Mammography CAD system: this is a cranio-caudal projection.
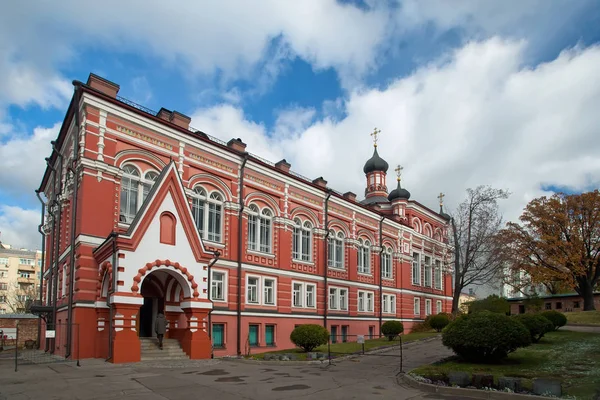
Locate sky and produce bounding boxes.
[1,0,600,250]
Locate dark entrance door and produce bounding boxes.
[140,297,153,337]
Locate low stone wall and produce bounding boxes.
[0,314,39,348]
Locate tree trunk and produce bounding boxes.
[580,281,596,311]
[451,217,462,314]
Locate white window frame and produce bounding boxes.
[0,258,8,265]
[424,256,432,287]
[263,278,276,306]
[434,260,443,290]
[382,247,392,279]
[211,269,227,302]
[291,281,316,309]
[382,294,396,314]
[436,300,442,314]
[357,239,371,274]
[191,186,224,243]
[292,218,313,262]
[247,204,273,253]
[328,286,348,311]
[412,253,421,285]
[246,275,260,304]
[357,290,374,313]
[425,299,432,316]
[245,274,277,306]
[327,230,345,269]
[414,297,420,315]
[119,164,159,223]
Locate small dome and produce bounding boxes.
[388,180,410,201]
[363,147,389,174]
[439,206,451,221]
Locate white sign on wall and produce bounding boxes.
[357,335,365,344]
[46,330,56,339]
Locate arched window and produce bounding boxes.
[293,219,312,262]
[191,187,223,242]
[382,246,392,279]
[159,212,176,245]
[327,230,344,269]
[120,165,140,223]
[357,239,371,274]
[119,165,160,223]
[248,204,272,253]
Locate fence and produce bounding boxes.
[327,333,403,373]
[13,322,80,371]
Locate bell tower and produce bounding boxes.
[361,128,390,204]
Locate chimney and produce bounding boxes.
[227,138,247,152]
[312,177,327,188]
[157,108,171,121]
[343,191,356,202]
[275,159,291,173]
[86,73,120,98]
[170,111,191,130]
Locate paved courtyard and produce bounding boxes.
[0,337,467,400]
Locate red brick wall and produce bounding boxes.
[0,317,38,347]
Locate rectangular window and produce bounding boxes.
[19,258,34,265]
[305,284,315,308]
[248,215,257,251]
[293,283,303,307]
[556,302,562,309]
[329,287,337,310]
[434,260,442,289]
[341,326,348,342]
[369,326,374,339]
[207,203,222,242]
[436,300,442,314]
[425,299,432,316]
[383,294,396,314]
[0,295,6,302]
[247,277,259,304]
[0,258,8,265]
[574,301,580,308]
[211,271,225,301]
[329,287,348,311]
[259,218,271,253]
[382,252,392,279]
[390,295,396,314]
[367,292,374,312]
[414,297,420,315]
[19,271,31,278]
[339,289,347,310]
[263,279,275,305]
[545,302,551,310]
[293,227,301,260]
[248,324,259,347]
[265,325,275,347]
[358,291,365,312]
[424,256,432,287]
[412,253,420,285]
[383,294,389,313]
[0,283,7,291]
[331,325,338,344]
[212,324,225,348]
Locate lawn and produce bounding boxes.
[566,310,600,326]
[411,330,600,399]
[247,332,439,361]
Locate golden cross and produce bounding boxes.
[395,165,403,181]
[438,192,445,206]
[371,127,381,147]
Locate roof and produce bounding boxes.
[0,248,38,257]
[0,313,39,319]
[363,147,389,174]
[388,180,411,201]
[360,195,390,205]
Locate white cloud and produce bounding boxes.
[0,123,60,197]
[0,205,41,250]
[191,38,600,224]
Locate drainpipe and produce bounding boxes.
[106,231,118,362]
[35,190,47,349]
[49,147,63,354]
[378,216,384,336]
[43,159,56,352]
[66,81,82,359]
[323,190,332,329]
[206,250,221,355]
[236,154,249,356]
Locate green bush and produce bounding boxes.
[290,324,329,352]
[428,314,451,332]
[513,314,553,342]
[409,321,433,333]
[541,310,568,331]
[442,311,531,362]
[467,294,510,315]
[381,320,404,340]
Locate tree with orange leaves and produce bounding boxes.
[498,190,600,311]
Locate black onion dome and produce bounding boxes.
[388,180,411,201]
[363,147,389,174]
[439,206,451,221]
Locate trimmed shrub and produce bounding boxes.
[290,324,329,352]
[541,310,567,331]
[381,320,404,340]
[513,314,553,342]
[428,314,451,332]
[467,295,510,315]
[442,311,531,362]
[409,321,432,333]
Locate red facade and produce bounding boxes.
[37,74,453,362]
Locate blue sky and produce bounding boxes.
[1,0,600,249]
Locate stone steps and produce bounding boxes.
[139,338,189,361]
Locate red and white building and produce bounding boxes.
[37,74,453,363]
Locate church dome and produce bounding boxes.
[363,147,389,174]
[388,180,411,201]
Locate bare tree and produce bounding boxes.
[4,281,39,314]
[450,185,510,313]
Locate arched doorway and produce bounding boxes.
[139,270,184,337]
